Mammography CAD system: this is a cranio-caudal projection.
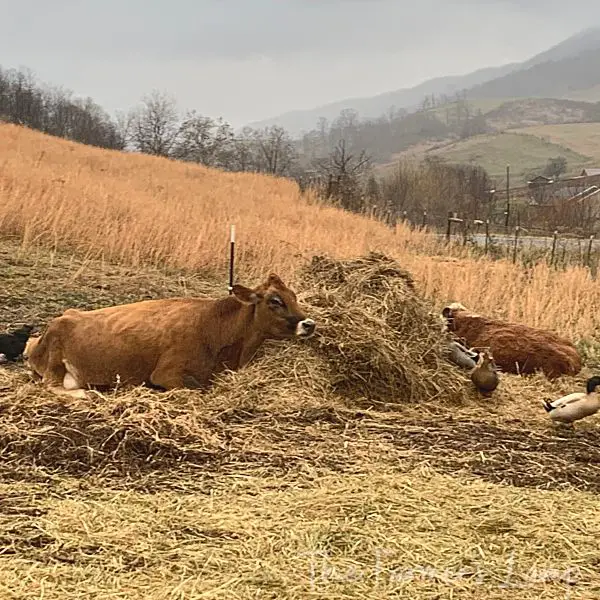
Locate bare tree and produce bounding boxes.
[252,125,297,176]
[0,66,124,149]
[173,112,234,167]
[314,139,372,212]
[126,90,182,157]
[228,127,257,172]
[543,156,568,179]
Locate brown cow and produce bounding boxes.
[441,302,581,380]
[26,273,315,398]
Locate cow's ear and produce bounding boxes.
[442,307,452,319]
[232,284,263,305]
[267,273,285,288]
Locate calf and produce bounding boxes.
[0,324,35,363]
[26,273,315,398]
[441,302,581,380]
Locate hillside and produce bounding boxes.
[0,122,405,279]
[469,47,600,101]
[484,98,600,131]
[562,83,600,103]
[249,28,600,135]
[2,123,600,599]
[513,123,600,163]
[389,131,594,182]
[247,62,519,135]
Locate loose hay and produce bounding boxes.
[1,246,600,599]
[299,252,470,403]
[212,252,472,410]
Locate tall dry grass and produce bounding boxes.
[1,122,600,341]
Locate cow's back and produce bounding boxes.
[52,297,213,387]
[452,313,580,378]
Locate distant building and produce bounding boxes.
[580,168,600,177]
[527,175,553,187]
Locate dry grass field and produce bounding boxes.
[1,123,600,599]
[514,123,600,164]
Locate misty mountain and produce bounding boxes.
[246,62,519,136]
[248,27,600,137]
[519,26,600,68]
[468,46,600,100]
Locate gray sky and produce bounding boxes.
[1,0,599,127]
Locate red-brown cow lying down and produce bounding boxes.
[441,302,581,380]
[25,273,315,399]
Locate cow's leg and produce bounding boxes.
[42,345,89,399]
[149,353,213,390]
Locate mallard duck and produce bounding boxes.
[542,376,600,425]
[447,340,480,370]
[470,350,499,393]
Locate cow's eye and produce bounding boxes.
[269,295,284,309]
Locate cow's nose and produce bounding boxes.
[300,319,315,336]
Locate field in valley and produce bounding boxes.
[1,123,600,599]
[394,131,594,181]
[514,123,600,164]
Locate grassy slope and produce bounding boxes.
[429,97,519,121]
[513,123,600,164]
[398,131,594,181]
[562,84,600,103]
[5,122,600,340]
[1,239,600,600]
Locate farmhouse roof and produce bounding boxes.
[580,168,600,176]
[528,175,553,185]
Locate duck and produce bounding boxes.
[470,349,499,393]
[447,340,480,370]
[542,376,600,425]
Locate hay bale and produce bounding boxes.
[211,252,471,407]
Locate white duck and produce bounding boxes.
[542,376,600,425]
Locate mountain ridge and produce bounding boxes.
[247,27,600,136]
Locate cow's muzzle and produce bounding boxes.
[295,318,316,338]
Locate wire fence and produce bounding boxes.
[400,210,600,276]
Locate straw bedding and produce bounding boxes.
[1,245,600,599]
[0,251,475,474]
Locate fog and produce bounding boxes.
[1,0,599,126]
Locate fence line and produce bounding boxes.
[436,210,600,276]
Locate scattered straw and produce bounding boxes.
[1,240,599,600]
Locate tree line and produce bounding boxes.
[1,65,498,230]
[0,66,124,150]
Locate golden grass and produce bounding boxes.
[2,123,600,344]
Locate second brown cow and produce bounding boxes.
[442,302,581,380]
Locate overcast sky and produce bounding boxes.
[1,0,599,127]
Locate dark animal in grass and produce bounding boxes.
[0,324,35,363]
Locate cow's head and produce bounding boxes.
[232,273,316,339]
[441,302,468,331]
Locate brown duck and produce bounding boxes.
[470,350,499,393]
